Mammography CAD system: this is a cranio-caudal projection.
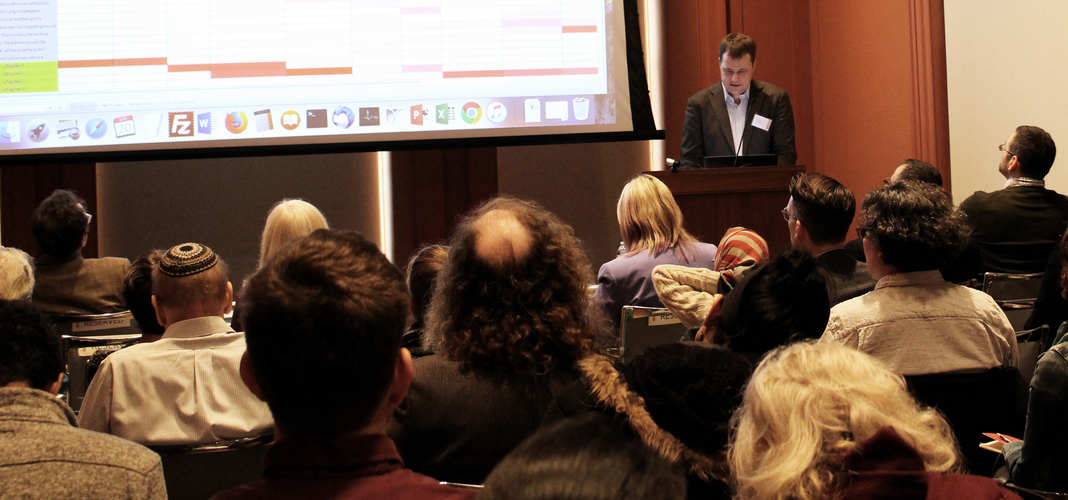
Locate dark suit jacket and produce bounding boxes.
[817,248,876,306]
[680,80,797,168]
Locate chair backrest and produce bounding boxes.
[63,333,141,412]
[1017,325,1051,385]
[983,273,1045,331]
[905,366,1026,474]
[983,273,1044,302]
[620,306,688,362]
[1002,481,1068,500]
[50,310,143,337]
[151,435,271,500]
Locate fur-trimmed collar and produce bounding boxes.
[578,355,728,482]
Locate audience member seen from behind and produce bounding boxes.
[551,343,752,500]
[79,243,273,445]
[84,250,167,384]
[211,230,474,500]
[960,125,1068,274]
[653,227,769,330]
[479,413,686,500]
[596,174,718,327]
[0,300,166,500]
[30,189,129,315]
[123,250,165,342]
[844,161,980,283]
[710,248,830,360]
[1001,230,1068,492]
[405,244,448,358]
[389,197,606,485]
[821,182,1018,375]
[731,342,1022,500]
[784,173,876,305]
[0,246,34,300]
[844,159,941,262]
[232,198,329,331]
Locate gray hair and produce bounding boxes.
[0,247,34,300]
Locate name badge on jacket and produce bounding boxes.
[751,114,772,131]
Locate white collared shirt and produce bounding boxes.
[78,316,273,446]
[723,82,750,155]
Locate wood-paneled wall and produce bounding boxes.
[1,163,98,258]
[659,0,950,212]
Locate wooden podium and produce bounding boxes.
[648,165,805,254]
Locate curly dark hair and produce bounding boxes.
[31,189,88,258]
[0,300,63,390]
[859,182,970,273]
[427,197,606,378]
[717,248,830,354]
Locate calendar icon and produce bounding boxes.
[114,115,136,138]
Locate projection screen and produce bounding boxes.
[0,0,650,161]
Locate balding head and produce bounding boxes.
[426,196,604,377]
[472,208,535,269]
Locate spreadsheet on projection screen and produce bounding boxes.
[0,0,624,153]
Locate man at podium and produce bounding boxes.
[680,33,797,168]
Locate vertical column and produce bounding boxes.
[57,0,114,91]
[111,0,168,90]
[286,0,354,83]
[399,0,442,80]
[561,0,601,73]
[501,0,562,73]
[351,0,402,83]
[167,0,212,88]
[440,0,502,77]
[209,0,287,86]
[1,0,58,94]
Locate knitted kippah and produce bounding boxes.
[159,242,218,277]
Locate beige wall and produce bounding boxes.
[945,1,1068,200]
[96,153,381,291]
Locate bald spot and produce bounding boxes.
[473,209,535,269]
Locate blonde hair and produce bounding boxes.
[729,342,959,500]
[259,199,329,267]
[0,246,34,300]
[617,174,698,258]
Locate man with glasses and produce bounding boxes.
[30,189,130,315]
[960,126,1068,273]
[783,173,875,305]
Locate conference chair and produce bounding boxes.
[906,366,1025,475]
[53,311,142,412]
[619,306,688,362]
[151,433,273,500]
[983,273,1045,331]
[1016,325,1050,386]
[999,480,1068,500]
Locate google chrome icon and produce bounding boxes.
[461,102,482,124]
[225,111,248,134]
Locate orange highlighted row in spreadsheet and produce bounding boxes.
[58,58,168,69]
[562,25,598,33]
[285,67,352,76]
[443,67,598,78]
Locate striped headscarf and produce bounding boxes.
[697,228,770,341]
